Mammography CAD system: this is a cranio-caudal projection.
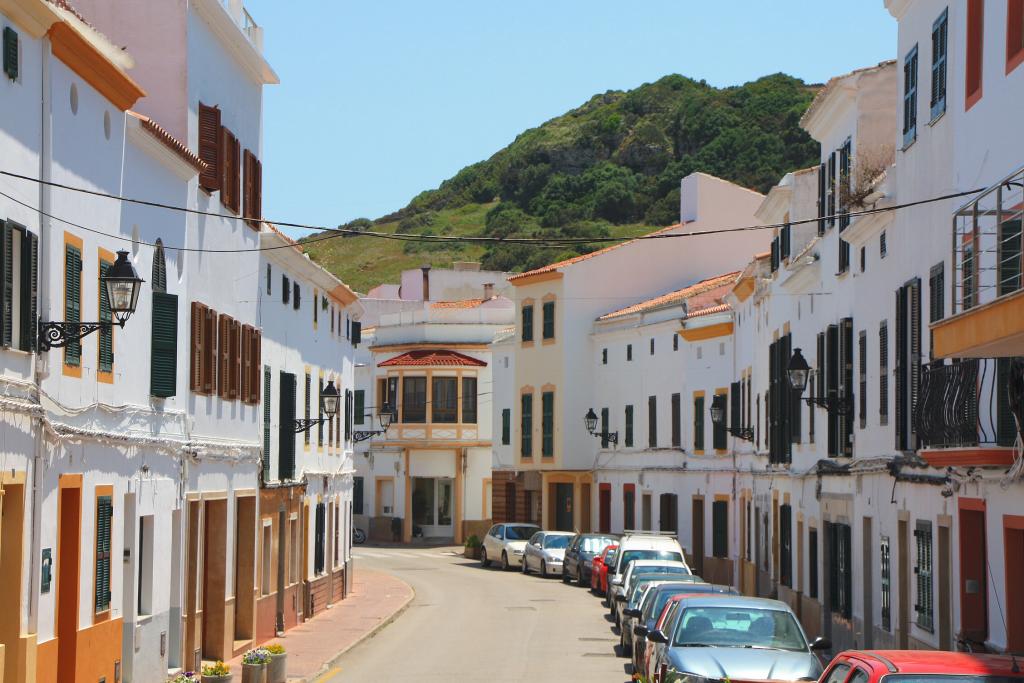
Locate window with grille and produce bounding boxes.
[915,520,934,631]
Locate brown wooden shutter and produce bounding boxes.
[253,156,262,227]
[203,306,216,393]
[220,127,241,214]
[218,313,230,398]
[243,150,262,229]
[231,135,241,214]
[242,150,252,224]
[198,103,221,192]
[230,319,241,400]
[190,301,206,391]
[241,324,252,402]
[250,329,262,403]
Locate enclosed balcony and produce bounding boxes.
[933,165,1024,359]
[914,358,1020,467]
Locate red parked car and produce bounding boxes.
[590,544,618,594]
[820,650,1024,683]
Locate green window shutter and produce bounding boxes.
[522,305,533,342]
[1,222,13,347]
[600,406,608,449]
[279,371,296,480]
[501,408,510,445]
[304,373,311,446]
[694,396,704,451]
[542,301,555,339]
[625,405,633,447]
[64,244,82,365]
[150,292,178,397]
[263,366,271,482]
[542,391,554,456]
[520,393,532,457]
[3,26,17,81]
[354,389,365,425]
[95,495,112,612]
[98,260,113,372]
[20,229,38,352]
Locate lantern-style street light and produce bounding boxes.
[788,347,853,416]
[39,250,144,351]
[583,408,618,446]
[294,380,340,433]
[709,393,754,442]
[353,401,394,442]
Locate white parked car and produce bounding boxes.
[607,533,687,605]
[522,530,575,576]
[481,522,540,571]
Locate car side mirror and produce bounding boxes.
[624,607,641,618]
[633,624,648,638]
[647,629,668,644]
[810,636,832,651]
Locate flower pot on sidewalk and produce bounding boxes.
[201,661,232,683]
[464,545,481,559]
[201,676,232,683]
[267,652,287,683]
[240,663,266,683]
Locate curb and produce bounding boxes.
[301,579,416,683]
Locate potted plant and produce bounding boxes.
[200,661,231,683]
[265,644,287,683]
[171,674,200,683]
[241,648,270,683]
[464,534,482,559]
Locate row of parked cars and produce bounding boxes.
[479,522,1024,683]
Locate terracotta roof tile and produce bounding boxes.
[430,299,486,310]
[378,350,487,368]
[128,111,207,173]
[685,302,731,319]
[508,224,682,282]
[597,272,739,321]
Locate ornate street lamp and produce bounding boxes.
[354,401,394,442]
[39,250,144,351]
[294,380,340,433]
[709,393,754,442]
[788,347,853,416]
[584,408,618,446]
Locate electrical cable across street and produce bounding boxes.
[0,168,986,255]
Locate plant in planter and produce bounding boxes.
[171,673,200,683]
[241,648,271,683]
[264,644,287,683]
[464,534,482,559]
[200,661,231,683]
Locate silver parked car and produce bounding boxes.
[646,595,829,683]
[480,523,540,570]
[522,530,575,576]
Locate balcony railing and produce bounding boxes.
[914,358,1009,449]
[952,165,1024,315]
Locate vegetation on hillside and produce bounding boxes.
[302,73,820,288]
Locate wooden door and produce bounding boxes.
[690,497,704,577]
[959,506,987,642]
[598,486,611,534]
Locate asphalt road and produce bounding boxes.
[326,545,629,682]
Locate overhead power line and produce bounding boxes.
[0,168,985,254]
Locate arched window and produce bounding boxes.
[152,239,167,293]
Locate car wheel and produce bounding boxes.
[501,551,510,571]
[480,548,489,568]
[561,565,570,583]
[521,556,529,574]
[578,568,587,587]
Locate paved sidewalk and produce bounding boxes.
[225,568,415,682]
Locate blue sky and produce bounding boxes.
[246,1,897,235]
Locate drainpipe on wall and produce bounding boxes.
[27,35,54,635]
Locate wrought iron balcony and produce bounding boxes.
[913,358,1018,450]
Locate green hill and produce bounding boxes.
[302,73,820,292]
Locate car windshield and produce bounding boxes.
[605,549,618,563]
[504,526,539,541]
[672,605,808,652]
[630,581,664,608]
[620,549,683,571]
[582,536,617,553]
[628,566,688,589]
[544,535,571,549]
[883,678,1024,683]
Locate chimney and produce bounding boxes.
[483,283,494,300]
[420,264,431,301]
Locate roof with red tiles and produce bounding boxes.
[507,224,682,283]
[128,111,207,173]
[378,350,487,368]
[597,272,739,321]
[430,299,486,309]
[684,302,731,319]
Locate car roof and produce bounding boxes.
[619,537,683,550]
[631,559,686,567]
[578,533,618,539]
[505,523,539,527]
[839,650,1024,676]
[540,530,575,536]
[664,594,790,610]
